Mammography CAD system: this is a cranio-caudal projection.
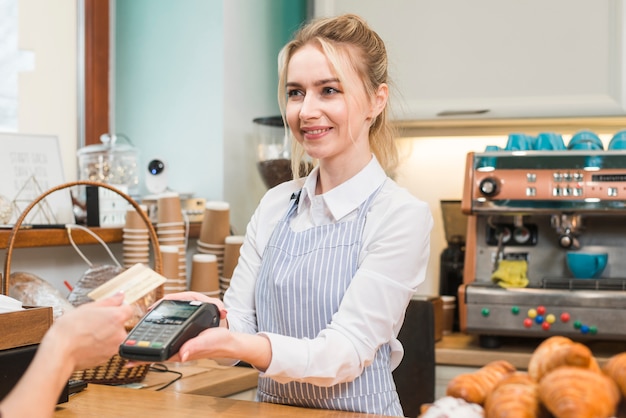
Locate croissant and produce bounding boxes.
[602,352,626,397]
[446,360,516,405]
[483,372,540,418]
[539,366,620,418]
[527,336,594,382]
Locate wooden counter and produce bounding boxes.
[140,359,259,398]
[54,384,392,417]
[436,332,626,370]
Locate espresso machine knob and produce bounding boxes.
[478,178,499,197]
[558,231,580,249]
[559,234,573,248]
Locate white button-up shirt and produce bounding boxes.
[224,156,433,386]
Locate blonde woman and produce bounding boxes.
[165,14,433,416]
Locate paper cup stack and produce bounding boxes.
[220,235,244,298]
[196,201,230,282]
[122,205,150,268]
[189,254,220,298]
[157,192,187,290]
[160,245,186,294]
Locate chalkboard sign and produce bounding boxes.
[0,133,74,225]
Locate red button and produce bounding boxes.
[523,318,533,328]
[537,306,546,315]
[541,322,551,331]
[560,312,571,323]
[125,340,137,346]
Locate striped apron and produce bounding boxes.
[255,187,403,416]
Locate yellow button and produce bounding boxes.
[138,341,151,347]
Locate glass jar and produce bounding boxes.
[77,134,140,196]
[253,116,291,189]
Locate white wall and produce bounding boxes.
[17,0,77,182]
[3,0,79,295]
[395,136,509,296]
[222,1,285,233]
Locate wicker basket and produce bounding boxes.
[2,180,164,385]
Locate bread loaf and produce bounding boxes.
[446,360,516,405]
[527,336,594,382]
[539,366,620,418]
[602,352,626,397]
[9,271,75,319]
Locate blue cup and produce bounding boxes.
[478,145,500,170]
[608,130,626,150]
[535,132,566,151]
[566,252,608,279]
[568,130,603,151]
[584,155,604,170]
[505,133,535,151]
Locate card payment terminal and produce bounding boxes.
[119,300,220,362]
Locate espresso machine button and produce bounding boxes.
[478,178,499,196]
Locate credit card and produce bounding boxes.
[87,263,167,305]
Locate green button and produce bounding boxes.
[151,342,164,348]
[589,326,598,335]
[481,308,490,317]
[511,306,520,315]
[573,320,582,330]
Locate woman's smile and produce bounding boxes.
[301,126,332,139]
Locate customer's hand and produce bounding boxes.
[41,292,133,371]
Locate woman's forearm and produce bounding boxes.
[234,333,272,371]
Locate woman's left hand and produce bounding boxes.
[167,326,235,363]
[168,327,271,371]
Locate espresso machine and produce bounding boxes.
[460,149,626,347]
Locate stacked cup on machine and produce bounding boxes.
[220,235,244,298]
[157,192,188,292]
[122,204,150,268]
[196,201,230,297]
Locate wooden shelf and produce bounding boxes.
[0,223,201,249]
[0,227,122,249]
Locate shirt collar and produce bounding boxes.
[299,155,387,221]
